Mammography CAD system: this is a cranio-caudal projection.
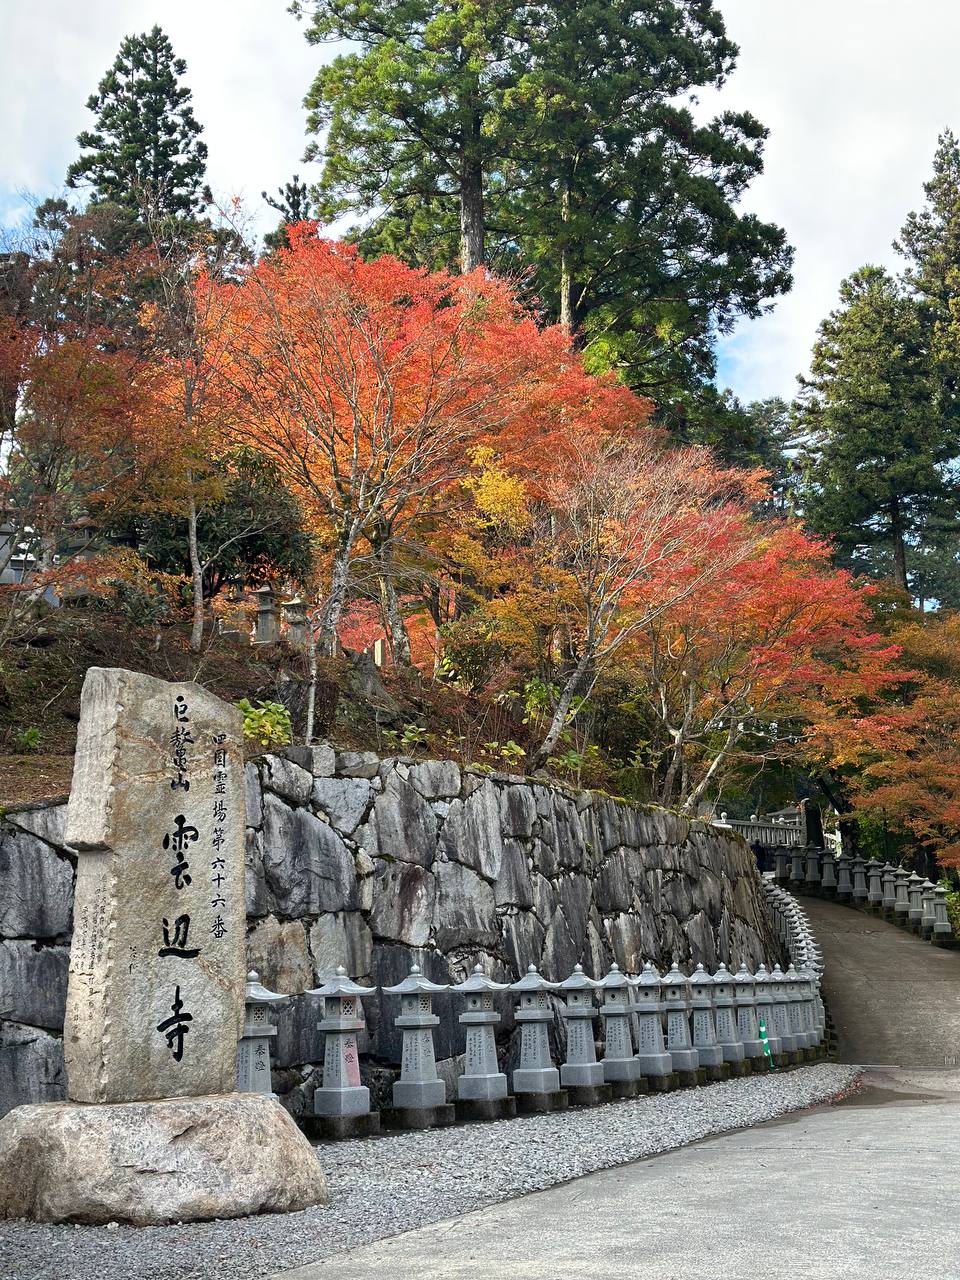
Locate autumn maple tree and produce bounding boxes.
[211,224,649,725]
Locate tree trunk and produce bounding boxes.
[379,564,412,666]
[369,524,412,666]
[460,158,485,273]
[304,624,318,743]
[316,531,354,656]
[558,177,578,334]
[187,490,205,653]
[890,500,908,592]
[530,654,591,773]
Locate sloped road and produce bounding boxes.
[800,894,960,1067]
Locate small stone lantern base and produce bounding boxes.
[382,1102,457,1131]
[455,1095,519,1123]
[306,1111,382,1141]
[514,1089,570,1115]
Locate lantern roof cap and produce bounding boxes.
[636,961,662,987]
[509,964,559,993]
[244,970,287,1004]
[689,962,714,987]
[733,962,756,984]
[713,962,733,984]
[454,963,511,994]
[661,962,690,987]
[557,963,600,991]
[306,965,376,998]
[597,962,632,990]
[382,963,451,995]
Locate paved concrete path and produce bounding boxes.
[798,894,960,1067]
[274,1069,960,1280]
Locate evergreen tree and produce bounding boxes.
[797,265,957,593]
[66,25,211,223]
[262,174,312,252]
[292,0,792,396]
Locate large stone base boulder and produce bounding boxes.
[0,1092,329,1225]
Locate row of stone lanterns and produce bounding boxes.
[238,951,827,1138]
[770,848,954,945]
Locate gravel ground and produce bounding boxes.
[0,1064,860,1280]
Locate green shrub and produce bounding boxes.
[14,726,41,753]
[237,698,292,748]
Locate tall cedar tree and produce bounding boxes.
[797,265,958,594]
[293,0,792,395]
[66,26,211,224]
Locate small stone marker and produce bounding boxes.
[662,962,700,1083]
[633,962,674,1088]
[711,963,747,1073]
[382,963,455,1130]
[64,668,245,1102]
[509,965,568,1113]
[689,963,725,1080]
[308,966,380,1139]
[453,964,516,1122]
[752,964,782,1060]
[237,970,286,1096]
[597,963,643,1096]
[557,964,609,1105]
[733,963,765,1060]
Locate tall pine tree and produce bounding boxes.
[66,25,211,223]
[292,0,791,397]
[798,265,957,595]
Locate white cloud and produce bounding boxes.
[0,0,338,233]
[1,1,958,403]
[708,0,960,401]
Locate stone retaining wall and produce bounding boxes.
[0,747,780,1118]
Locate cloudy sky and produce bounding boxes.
[2,0,959,403]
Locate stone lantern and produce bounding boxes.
[662,963,700,1083]
[252,584,280,645]
[509,965,567,1113]
[789,846,805,882]
[597,963,643,1097]
[866,859,884,910]
[769,964,800,1060]
[879,863,897,915]
[453,964,516,1122]
[804,847,822,890]
[382,963,455,1130]
[711,963,746,1073]
[820,853,838,894]
[733,962,764,1062]
[835,853,853,899]
[774,848,790,881]
[307,966,379,1139]
[932,885,954,943]
[689,963,725,1081]
[752,964,782,1061]
[281,596,309,650]
[633,963,674,1088]
[907,872,925,932]
[783,964,812,1055]
[237,970,286,1097]
[894,868,912,924]
[920,879,937,938]
[850,856,868,904]
[557,965,609,1105]
[797,962,821,1050]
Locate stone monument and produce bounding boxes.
[0,668,328,1225]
